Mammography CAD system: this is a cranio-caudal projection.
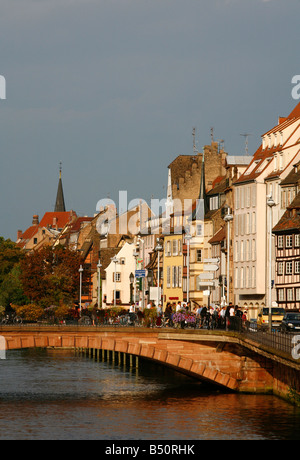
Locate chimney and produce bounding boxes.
[53,217,58,228]
[32,215,39,225]
[17,230,22,240]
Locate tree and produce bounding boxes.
[0,237,24,284]
[20,246,83,308]
[0,238,26,308]
[0,264,29,308]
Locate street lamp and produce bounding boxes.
[137,236,145,310]
[129,272,134,304]
[155,238,163,307]
[79,265,83,314]
[111,256,118,307]
[224,208,233,305]
[267,194,275,332]
[97,260,102,308]
[185,230,193,303]
[133,248,139,305]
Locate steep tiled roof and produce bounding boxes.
[273,192,300,233]
[235,102,300,185]
[39,212,75,230]
[208,226,226,244]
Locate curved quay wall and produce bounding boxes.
[0,326,299,402]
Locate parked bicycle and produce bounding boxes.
[0,313,23,325]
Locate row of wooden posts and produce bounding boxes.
[75,347,139,369]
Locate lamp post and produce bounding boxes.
[111,256,118,307]
[224,208,233,305]
[267,194,275,332]
[79,265,83,314]
[138,236,145,310]
[129,272,134,304]
[155,238,163,307]
[97,260,102,308]
[185,231,192,303]
[133,248,139,305]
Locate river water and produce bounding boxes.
[0,348,299,441]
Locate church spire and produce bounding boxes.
[190,148,208,221]
[54,162,66,212]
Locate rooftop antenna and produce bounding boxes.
[192,127,198,154]
[211,127,214,143]
[240,133,252,156]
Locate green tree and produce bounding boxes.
[0,264,29,308]
[0,238,25,308]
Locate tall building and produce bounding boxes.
[233,102,300,317]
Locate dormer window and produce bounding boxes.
[280,131,283,146]
[268,135,272,149]
[262,136,266,150]
[279,153,284,171]
[274,133,278,147]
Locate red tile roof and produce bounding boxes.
[208,226,226,244]
[235,102,300,185]
[39,212,75,229]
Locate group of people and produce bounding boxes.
[144,300,249,330]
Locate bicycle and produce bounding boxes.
[0,314,23,325]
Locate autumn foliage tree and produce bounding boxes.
[20,245,83,308]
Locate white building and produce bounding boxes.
[233,102,300,317]
[102,242,138,308]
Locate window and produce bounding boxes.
[172,240,178,256]
[120,258,126,265]
[278,289,285,302]
[252,266,256,288]
[286,235,293,248]
[178,239,182,255]
[278,262,284,275]
[287,288,294,301]
[295,235,300,247]
[196,224,203,236]
[196,249,202,262]
[279,153,284,171]
[165,240,171,256]
[252,239,256,261]
[286,261,293,275]
[167,266,171,288]
[178,266,182,288]
[296,288,300,301]
[252,212,256,233]
[236,188,240,209]
[295,260,300,274]
[278,235,284,248]
[113,272,121,282]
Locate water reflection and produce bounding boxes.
[0,349,299,440]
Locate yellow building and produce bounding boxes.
[163,231,185,309]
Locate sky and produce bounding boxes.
[0,0,299,240]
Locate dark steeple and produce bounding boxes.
[191,149,209,221]
[54,163,66,212]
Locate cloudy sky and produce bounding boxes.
[0,0,299,240]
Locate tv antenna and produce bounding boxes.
[240,133,252,155]
[192,127,199,154]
